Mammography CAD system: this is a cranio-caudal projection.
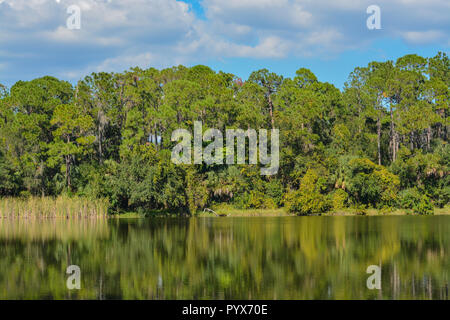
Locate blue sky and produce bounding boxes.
[0,0,448,89]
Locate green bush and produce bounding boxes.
[347,158,400,208]
[331,189,349,210]
[432,176,449,208]
[398,188,434,215]
[264,179,284,207]
[246,190,266,209]
[434,186,450,208]
[416,195,434,215]
[285,169,329,215]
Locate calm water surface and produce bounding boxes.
[0,216,448,299]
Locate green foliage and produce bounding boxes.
[416,196,434,216]
[285,169,329,215]
[433,178,450,208]
[0,150,20,196]
[0,54,448,215]
[331,189,349,210]
[346,158,400,208]
[398,188,434,215]
[185,167,208,214]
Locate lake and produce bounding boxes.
[0,216,448,299]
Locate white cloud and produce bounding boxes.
[96,52,156,72]
[401,30,446,44]
[0,0,448,84]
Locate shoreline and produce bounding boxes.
[1,197,448,219]
[116,206,450,218]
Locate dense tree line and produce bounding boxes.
[0,53,448,215]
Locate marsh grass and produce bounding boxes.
[0,196,109,219]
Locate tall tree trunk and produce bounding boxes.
[437,108,445,140]
[357,96,362,134]
[268,95,275,129]
[377,115,382,165]
[65,155,71,191]
[427,126,432,151]
[66,136,72,191]
[390,104,397,162]
[98,124,103,163]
